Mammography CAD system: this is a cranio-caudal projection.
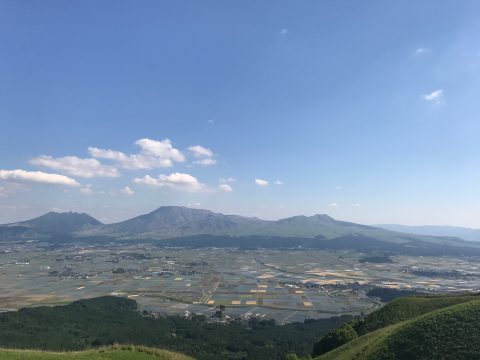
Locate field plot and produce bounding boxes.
[1,243,479,322]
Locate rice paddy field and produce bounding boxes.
[1,242,480,323]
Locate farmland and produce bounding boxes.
[2,242,479,323]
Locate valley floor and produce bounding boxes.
[1,243,479,322]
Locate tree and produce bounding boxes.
[312,323,358,356]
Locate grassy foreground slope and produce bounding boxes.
[0,346,193,360]
[316,296,480,360]
[354,293,479,334]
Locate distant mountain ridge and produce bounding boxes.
[1,207,478,255]
[377,224,480,242]
[88,206,267,239]
[81,206,406,241]
[0,212,102,238]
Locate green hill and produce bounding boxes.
[0,346,192,360]
[313,294,480,360]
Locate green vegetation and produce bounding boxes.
[366,287,421,302]
[0,346,192,360]
[312,294,480,359]
[354,293,479,335]
[312,323,358,355]
[0,296,350,360]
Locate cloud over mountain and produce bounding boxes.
[133,172,204,192]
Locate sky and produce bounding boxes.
[1,1,480,227]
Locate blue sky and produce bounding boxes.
[1,1,480,226]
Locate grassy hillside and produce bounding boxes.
[314,294,480,360]
[354,293,480,334]
[0,346,192,360]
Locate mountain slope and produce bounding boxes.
[377,224,480,242]
[80,206,468,248]
[314,294,480,360]
[0,346,193,360]
[1,212,102,237]
[88,206,267,239]
[3,207,479,255]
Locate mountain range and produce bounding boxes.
[377,224,480,242]
[1,206,479,255]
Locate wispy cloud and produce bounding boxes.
[80,184,94,195]
[219,184,233,192]
[219,177,236,183]
[0,169,79,186]
[422,89,443,104]
[120,186,135,195]
[255,178,269,187]
[188,145,213,158]
[133,172,204,192]
[330,202,339,207]
[414,47,430,55]
[30,155,119,178]
[188,145,216,166]
[275,180,283,185]
[279,28,289,35]
[194,158,217,166]
[0,182,26,197]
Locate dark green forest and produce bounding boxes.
[0,296,350,360]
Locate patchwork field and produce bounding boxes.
[1,242,479,322]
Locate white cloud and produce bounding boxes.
[336,185,342,190]
[354,203,361,207]
[422,89,443,104]
[415,47,430,55]
[219,177,236,183]
[0,169,79,186]
[88,138,185,170]
[330,202,339,207]
[219,184,233,192]
[135,138,185,161]
[30,155,119,178]
[120,186,134,195]
[133,172,204,192]
[280,28,289,35]
[194,158,217,166]
[207,119,214,124]
[80,185,94,195]
[255,179,269,187]
[188,145,216,166]
[188,145,213,158]
[275,180,283,185]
